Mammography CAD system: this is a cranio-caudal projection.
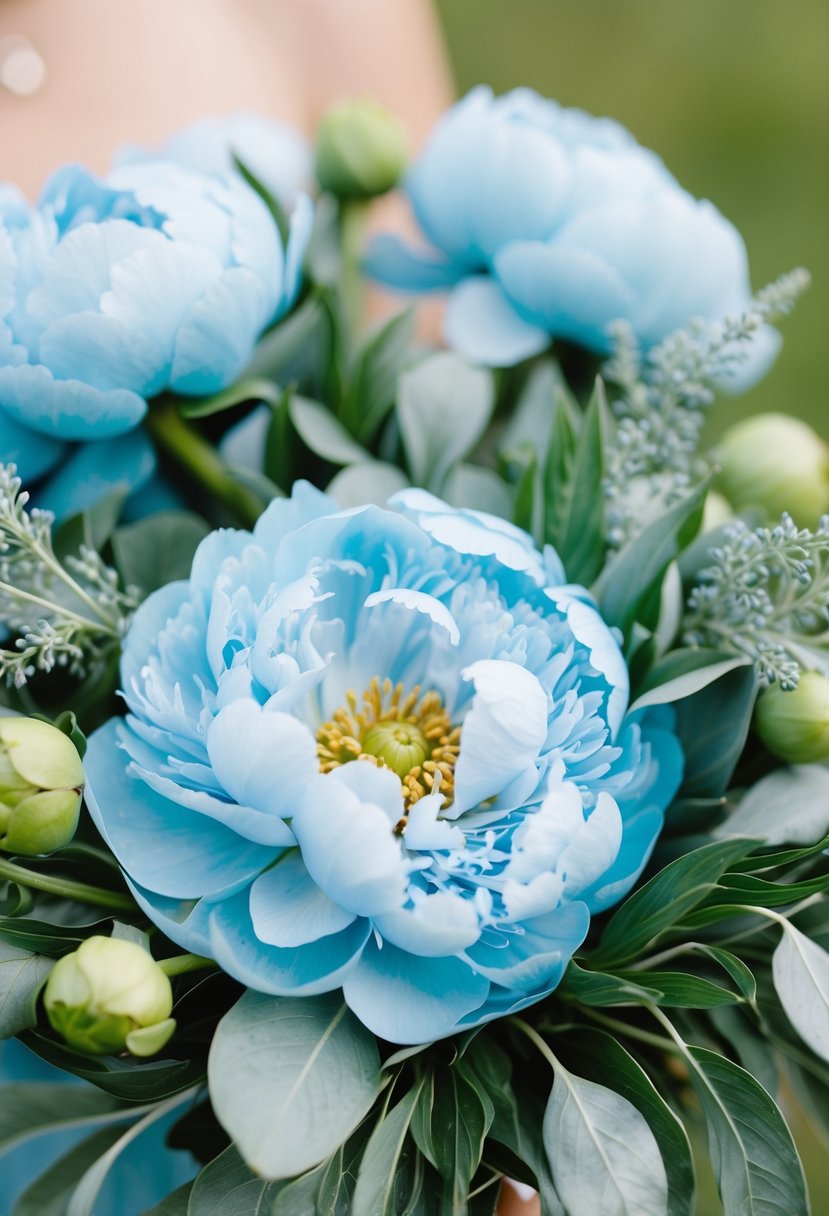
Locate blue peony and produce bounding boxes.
[366,86,778,378]
[84,486,682,1043]
[0,160,311,517]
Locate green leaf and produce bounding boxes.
[396,353,495,493]
[0,1083,133,1150]
[773,923,829,1064]
[686,1046,809,1216]
[695,946,757,1001]
[187,1145,272,1216]
[541,386,579,549]
[595,481,709,638]
[558,1029,694,1216]
[111,511,210,597]
[13,1126,126,1216]
[53,487,128,562]
[208,991,381,1180]
[177,378,281,420]
[289,395,370,466]
[351,1082,424,1216]
[717,766,829,846]
[592,838,755,968]
[558,962,663,1007]
[140,1182,195,1215]
[707,1006,779,1096]
[630,649,751,712]
[327,461,410,508]
[242,294,332,393]
[0,942,53,1036]
[545,378,608,584]
[543,1060,669,1216]
[674,661,758,798]
[411,1064,492,1215]
[19,1030,204,1102]
[314,1120,373,1216]
[344,307,416,443]
[232,156,290,245]
[443,464,514,518]
[614,970,742,1008]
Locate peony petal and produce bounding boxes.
[249,850,356,947]
[207,699,318,818]
[0,363,146,440]
[444,276,550,368]
[374,890,480,957]
[36,429,155,521]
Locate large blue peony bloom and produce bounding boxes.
[0,160,311,517]
[85,486,682,1043]
[366,86,778,378]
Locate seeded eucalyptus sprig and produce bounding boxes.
[683,512,829,688]
[0,464,139,687]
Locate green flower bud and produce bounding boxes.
[715,413,829,528]
[44,936,175,1057]
[0,717,84,855]
[755,670,829,764]
[315,98,407,200]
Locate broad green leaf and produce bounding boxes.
[351,1082,424,1216]
[140,1182,195,1215]
[630,650,751,712]
[542,386,579,549]
[396,353,495,493]
[558,962,663,1007]
[443,463,514,518]
[289,395,370,466]
[242,295,332,393]
[112,512,210,596]
[773,923,829,1064]
[707,1005,779,1097]
[269,1165,326,1216]
[592,838,755,968]
[614,970,742,1008]
[696,946,757,1001]
[13,1126,126,1216]
[315,1121,373,1216]
[177,378,281,420]
[687,1046,809,1216]
[18,1030,203,1102]
[345,307,416,443]
[595,480,708,638]
[558,1029,694,1216]
[674,661,758,798]
[0,1084,132,1150]
[543,1062,669,1216]
[498,359,561,458]
[0,942,53,1036]
[186,1145,271,1216]
[208,991,381,1180]
[412,1065,492,1215]
[717,766,829,846]
[546,379,608,584]
[327,461,410,508]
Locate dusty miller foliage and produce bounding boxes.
[0,464,139,687]
[601,268,810,549]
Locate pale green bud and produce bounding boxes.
[755,670,829,764]
[44,936,175,1057]
[315,98,407,200]
[0,717,84,855]
[715,413,829,528]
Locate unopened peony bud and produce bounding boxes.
[0,717,84,855]
[715,413,829,528]
[44,936,175,1057]
[315,99,407,200]
[755,670,829,764]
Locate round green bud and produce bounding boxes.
[315,98,407,200]
[755,670,829,764]
[0,717,84,855]
[44,936,175,1057]
[715,413,829,528]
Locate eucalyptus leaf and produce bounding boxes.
[208,991,381,1180]
[0,942,53,1036]
[687,1046,809,1216]
[0,1084,134,1150]
[140,1181,195,1216]
[543,1062,669,1216]
[773,923,829,1064]
[186,1145,271,1216]
[718,765,829,846]
[707,1005,779,1097]
[315,1120,373,1216]
[13,1126,126,1216]
[396,353,495,493]
[630,650,751,712]
[112,512,211,597]
[289,395,370,466]
[327,461,410,508]
[557,962,663,1007]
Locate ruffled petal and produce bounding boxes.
[444,276,550,368]
[206,699,318,819]
[249,851,356,947]
[0,363,146,440]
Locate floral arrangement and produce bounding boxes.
[1,89,828,1216]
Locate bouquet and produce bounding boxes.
[1,90,827,1216]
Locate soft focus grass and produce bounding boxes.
[435,3,829,1211]
[435,0,829,441]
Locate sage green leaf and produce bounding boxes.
[543,1062,669,1216]
[177,379,281,420]
[243,295,331,390]
[327,461,410,508]
[0,1084,131,1150]
[541,385,579,549]
[443,464,514,518]
[345,307,415,443]
[615,970,742,1008]
[396,353,495,493]
[0,942,53,1036]
[411,1065,492,1215]
[593,838,755,968]
[773,923,829,1063]
[208,991,381,1180]
[545,379,608,584]
[687,1046,809,1216]
[707,1006,779,1097]
[289,395,370,466]
[695,946,757,1001]
[674,661,758,798]
[718,766,829,846]
[18,1030,203,1102]
[558,1029,694,1216]
[558,962,663,1007]
[187,1145,271,1216]
[13,1126,126,1216]
[351,1082,424,1216]
[630,650,751,712]
[314,1121,373,1216]
[112,512,210,597]
[140,1182,195,1215]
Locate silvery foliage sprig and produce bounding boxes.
[601,269,810,547]
[0,464,139,687]
[683,512,829,688]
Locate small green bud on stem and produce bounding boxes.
[715,413,829,528]
[755,670,829,764]
[315,98,407,200]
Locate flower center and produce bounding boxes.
[316,677,460,811]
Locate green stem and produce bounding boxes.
[0,857,134,910]
[158,953,216,978]
[581,1008,681,1055]
[508,1017,560,1072]
[0,580,108,634]
[147,399,263,527]
[339,199,370,351]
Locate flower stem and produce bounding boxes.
[339,199,370,349]
[158,953,216,978]
[0,857,134,910]
[147,399,264,528]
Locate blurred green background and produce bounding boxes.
[435,0,829,441]
[434,2,829,1211]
